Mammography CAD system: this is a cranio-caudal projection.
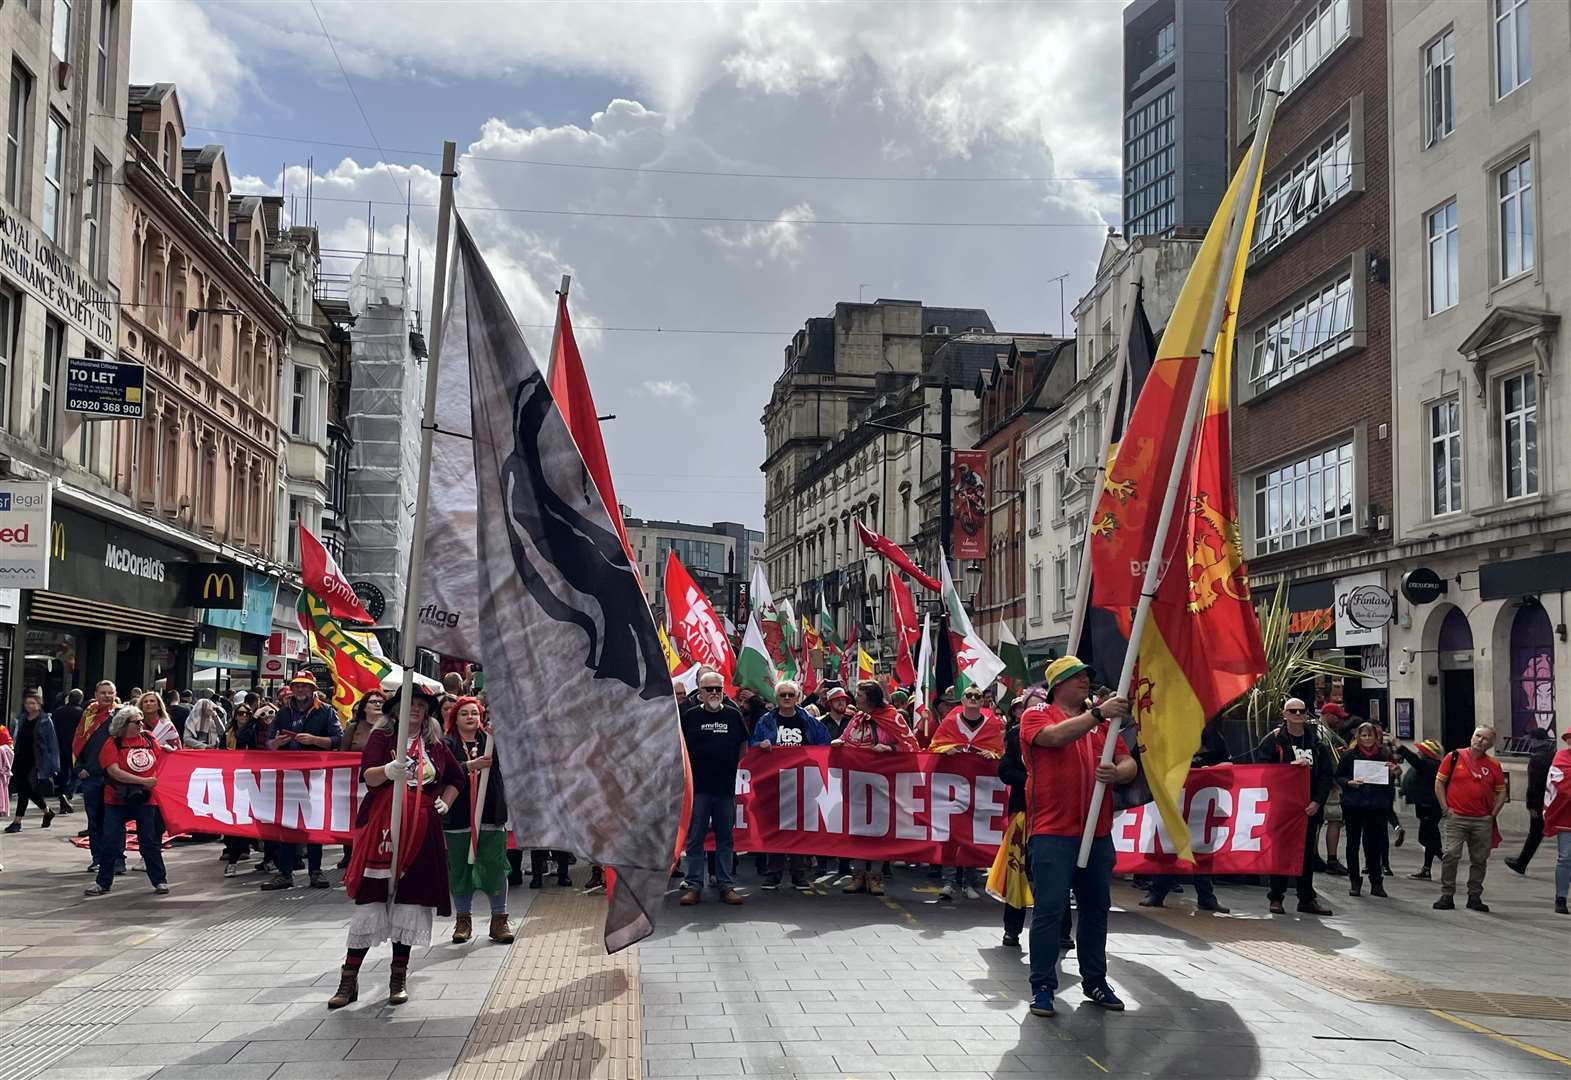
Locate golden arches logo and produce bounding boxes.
[201,572,236,601]
[51,521,65,559]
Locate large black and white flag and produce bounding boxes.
[440,216,684,951]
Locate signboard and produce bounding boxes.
[1334,571,1392,647]
[0,588,18,624]
[204,570,277,636]
[0,203,116,347]
[1360,643,1389,688]
[65,356,145,418]
[1394,697,1415,741]
[951,449,989,560]
[0,481,51,590]
[185,563,245,610]
[1401,567,1447,605]
[195,627,258,671]
[48,504,191,613]
[1478,553,1571,601]
[350,580,386,622]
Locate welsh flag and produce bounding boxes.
[997,621,1030,695]
[939,558,1005,695]
[750,564,797,679]
[817,593,842,652]
[912,613,934,732]
[735,615,779,704]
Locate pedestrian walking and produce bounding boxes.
[73,682,120,875]
[678,671,748,906]
[6,690,58,832]
[0,724,11,869]
[181,697,225,750]
[1543,728,1571,915]
[82,706,168,897]
[262,672,340,890]
[51,689,82,813]
[1335,722,1399,898]
[929,685,1003,901]
[1434,726,1506,912]
[1019,656,1135,1017]
[443,697,514,943]
[1397,739,1445,878]
[331,683,464,1008]
[751,678,829,890]
[1506,726,1556,876]
[1255,697,1335,916]
[994,687,1073,949]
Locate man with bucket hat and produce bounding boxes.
[1018,656,1133,1018]
[261,671,342,891]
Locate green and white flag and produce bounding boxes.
[998,620,1030,688]
[750,564,797,679]
[735,614,778,704]
[940,558,1006,695]
[912,612,934,730]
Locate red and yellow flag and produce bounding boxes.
[297,591,393,723]
[1102,153,1270,865]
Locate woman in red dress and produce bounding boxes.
[329,683,464,1009]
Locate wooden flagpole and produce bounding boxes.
[1076,65,1283,869]
[387,140,459,902]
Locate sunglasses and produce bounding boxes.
[777,692,799,699]
[963,694,983,700]
[700,686,724,694]
[1286,708,1307,714]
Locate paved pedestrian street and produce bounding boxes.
[0,821,1567,1080]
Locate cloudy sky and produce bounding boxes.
[132,0,1128,529]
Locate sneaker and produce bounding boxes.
[1138,893,1163,908]
[3,821,20,834]
[309,872,331,889]
[83,884,110,896]
[1029,991,1056,1017]
[255,861,276,874]
[1433,895,1455,910]
[259,874,295,892]
[761,873,783,890]
[1465,896,1490,912]
[1409,868,1432,880]
[1393,826,1405,848]
[791,873,810,891]
[153,883,170,895]
[87,862,99,873]
[1504,858,1526,876]
[963,885,981,901]
[1555,898,1568,915]
[1083,983,1125,1011]
[41,811,54,829]
[937,884,956,902]
[1323,860,1348,877]
[223,863,239,878]
[1197,897,1231,914]
[1369,881,1388,898]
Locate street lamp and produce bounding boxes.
[963,560,984,603]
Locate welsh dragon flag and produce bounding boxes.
[750,564,797,679]
[997,621,1030,695]
[734,614,778,704]
[940,558,1005,695]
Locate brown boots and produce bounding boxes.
[327,964,358,1009]
[843,872,868,894]
[489,913,514,944]
[452,914,473,943]
[388,958,410,1005]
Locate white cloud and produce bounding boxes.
[230,174,273,195]
[635,380,698,405]
[704,202,816,266]
[129,0,251,119]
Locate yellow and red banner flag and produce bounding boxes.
[297,591,393,723]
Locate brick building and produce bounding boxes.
[1227,0,1394,722]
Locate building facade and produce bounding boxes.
[1227,0,1395,726]
[625,515,757,624]
[1020,231,1201,661]
[1383,0,1569,747]
[1123,0,1229,237]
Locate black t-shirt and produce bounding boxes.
[773,715,808,747]
[681,703,749,795]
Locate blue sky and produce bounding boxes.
[131,0,1128,530]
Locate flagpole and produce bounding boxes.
[469,765,490,865]
[1075,66,1282,869]
[387,139,459,901]
[1064,279,1138,657]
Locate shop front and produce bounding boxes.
[1263,576,1390,725]
[23,503,199,708]
[196,569,278,696]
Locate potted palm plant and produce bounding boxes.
[1235,580,1364,747]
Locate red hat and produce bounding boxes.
[1318,701,1348,719]
[825,687,848,702]
[289,671,318,687]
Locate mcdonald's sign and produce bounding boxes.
[186,563,245,609]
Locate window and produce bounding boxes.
[1156,21,1175,61]
[0,288,16,429]
[40,316,63,450]
[1029,478,1042,531]
[51,0,71,60]
[287,497,302,563]
[1501,371,1538,499]
[42,112,64,243]
[1053,557,1068,615]
[1123,89,1175,236]
[1249,274,1354,389]
[6,64,31,206]
[161,124,177,180]
[1253,124,1353,257]
[1250,0,1351,120]
[1427,200,1459,314]
[86,155,107,278]
[1497,154,1534,280]
[1429,398,1462,516]
[290,366,307,435]
[1423,30,1455,146]
[1030,564,1043,623]
[1253,439,1356,553]
[1495,0,1530,98]
[95,0,115,106]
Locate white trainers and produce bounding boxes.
[938,884,956,901]
[964,885,981,900]
[224,863,239,878]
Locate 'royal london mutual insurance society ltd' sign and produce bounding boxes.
[0,202,116,347]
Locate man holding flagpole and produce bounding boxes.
[1020,657,1133,1017]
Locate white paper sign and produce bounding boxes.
[1353,758,1390,785]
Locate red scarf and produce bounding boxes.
[73,700,117,760]
[851,705,918,752]
[344,738,430,901]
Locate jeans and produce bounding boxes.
[1556,833,1571,901]
[1148,874,1218,904]
[454,889,507,914]
[275,842,323,879]
[98,801,166,890]
[1343,806,1388,883]
[79,777,106,866]
[1027,834,1114,998]
[1513,812,1544,868]
[1440,814,1493,898]
[683,792,736,890]
[1269,814,1323,902]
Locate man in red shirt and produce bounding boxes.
[1019,656,1134,1017]
[1433,726,1507,911]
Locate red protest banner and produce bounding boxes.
[728,749,1308,874]
[152,749,365,843]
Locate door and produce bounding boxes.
[1441,669,1474,750]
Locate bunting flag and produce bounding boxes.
[442,217,685,952]
[664,552,737,686]
[1116,156,1270,865]
[887,569,919,686]
[1075,290,1158,682]
[939,558,1005,695]
[735,615,779,704]
[298,525,373,625]
[297,591,394,722]
[855,520,941,592]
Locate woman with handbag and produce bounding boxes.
[83,705,169,897]
[6,689,59,832]
[329,683,464,1009]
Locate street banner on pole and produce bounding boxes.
[950,450,989,561]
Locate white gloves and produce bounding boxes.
[383,756,410,783]
[434,796,450,815]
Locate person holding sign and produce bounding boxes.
[1019,656,1133,1018]
[1334,722,1399,898]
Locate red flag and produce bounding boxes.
[840,618,858,686]
[856,521,940,592]
[796,637,819,696]
[1545,746,1571,837]
[299,525,373,625]
[887,570,918,686]
[548,290,630,553]
[663,553,736,685]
